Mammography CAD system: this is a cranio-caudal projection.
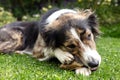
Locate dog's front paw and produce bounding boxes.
[75,67,91,76]
[54,49,74,64]
[59,52,74,64]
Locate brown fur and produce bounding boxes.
[33,34,46,58]
[60,61,83,70]
[0,29,23,53]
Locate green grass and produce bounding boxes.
[0,25,120,80]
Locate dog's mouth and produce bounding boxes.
[83,65,98,72]
[60,62,98,72]
[60,55,98,71]
[82,64,98,72]
[90,67,98,71]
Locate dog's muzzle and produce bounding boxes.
[88,61,99,71]
[84,50,101,71]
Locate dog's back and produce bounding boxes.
[0,8,61,54]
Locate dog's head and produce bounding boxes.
[40,9,101,73]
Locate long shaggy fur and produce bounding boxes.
[0,8,101,76]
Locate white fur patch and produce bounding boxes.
[46,9,77,24]
[15,49,32,55]
[1,28,7,31]
[75,67,91,76]
[38,56,51,61]
[83,46,101,66]
[54,49,74,64]
[70,28,85,47]
[38,48,54,61]
[70,28,80,40]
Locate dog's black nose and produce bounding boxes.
[88,62,99,68]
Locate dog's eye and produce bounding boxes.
[87,34,91,40]
[67,44,76,48]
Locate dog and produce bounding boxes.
[0,8,101,76]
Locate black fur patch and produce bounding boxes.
[87,14,99,37]
[41,26,67,49]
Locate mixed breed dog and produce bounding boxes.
[0,8,101,76]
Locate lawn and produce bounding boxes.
[0,25,120,80]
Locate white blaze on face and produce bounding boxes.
[70,28,101,66]
[70,28,80,40]
[83,46,101,66]
[70,28,85,48]
[46,9,77,24]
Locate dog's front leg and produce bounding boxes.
[33,34,53,61]
[33,46,54,61]
[54,49,74,64]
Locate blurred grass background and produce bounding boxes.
[0,0,120,80]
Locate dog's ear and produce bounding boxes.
[87,13,99,37]
[41,28,66,49]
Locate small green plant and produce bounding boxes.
[22,5,53,21]
[0,7,16,26]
